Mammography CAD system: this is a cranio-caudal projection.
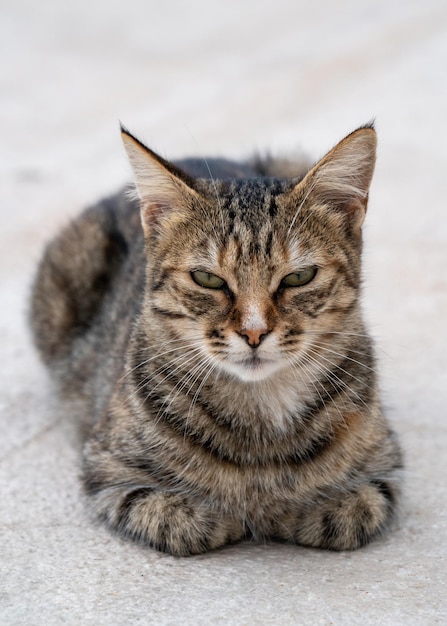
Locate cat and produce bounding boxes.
[30,123,403,556]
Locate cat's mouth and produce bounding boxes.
[224,353,283,382]
[242,355,270,370]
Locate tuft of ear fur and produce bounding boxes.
[298,125,377,230]
[120,125,198,235]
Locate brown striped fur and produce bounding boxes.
[30,124,402,555]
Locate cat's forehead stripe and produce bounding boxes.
[219,179,293,223]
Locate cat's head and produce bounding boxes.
[122,125,376,383]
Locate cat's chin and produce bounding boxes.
[219,356,285,383]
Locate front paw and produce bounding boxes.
[94,488,240,556]
[290,481,398,550]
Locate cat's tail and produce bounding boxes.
[30,202,128,369]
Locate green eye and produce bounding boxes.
[191,270,226,290]
[281,267,317,287]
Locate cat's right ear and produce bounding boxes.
[290,125,377,233]
[120,125,198,236]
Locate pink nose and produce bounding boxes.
[238,328,270,348]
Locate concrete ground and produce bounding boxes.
[1,0,446,624]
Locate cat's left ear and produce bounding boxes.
[294,125,377,231]
[120,125,199,236]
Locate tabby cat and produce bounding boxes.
[30,124,402,556]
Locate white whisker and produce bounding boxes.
[119,337,197,383]
[141,346,206,404]
[307,340,376,373]
[153,353,215,425]
[301,347,372,412]
[131,343,204,396]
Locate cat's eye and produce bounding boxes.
[281,267,317,288]
[191,270,226,290]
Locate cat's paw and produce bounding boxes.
[96,488,240,556]
[289,481,397,550]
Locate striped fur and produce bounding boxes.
[30,125,402,555]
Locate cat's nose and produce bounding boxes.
[238,328,271,348]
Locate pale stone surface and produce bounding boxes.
[1,0,446,624]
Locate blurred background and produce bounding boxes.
[2,1,445,199]
[1,0,446,623]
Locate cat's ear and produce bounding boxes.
[296,125,377,231]
[120,125,198,235]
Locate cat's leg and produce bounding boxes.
[83,432,244,556]
[275,478,401,550]
[31,205,128,365]
[89,485,243,556]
